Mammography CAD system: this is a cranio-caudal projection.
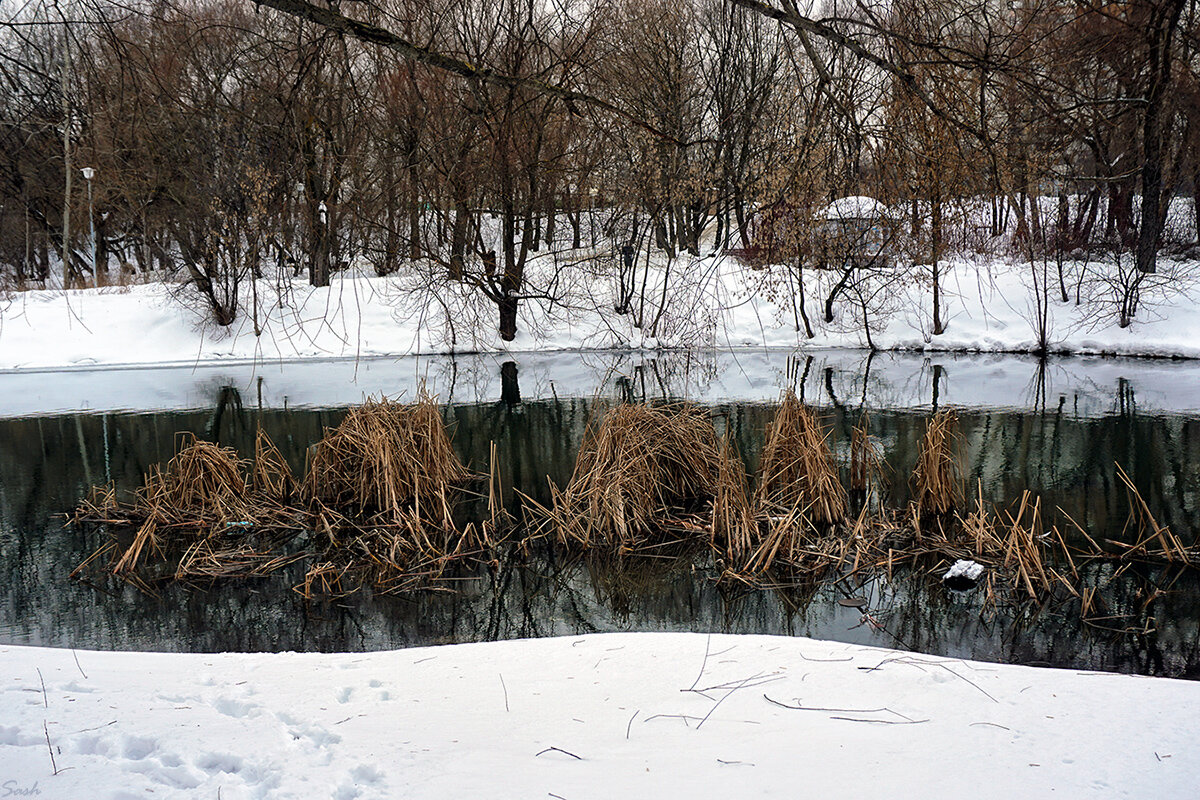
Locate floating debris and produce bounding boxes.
[943,559,985,590]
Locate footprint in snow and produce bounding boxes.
[0,725,41,747]
[121,734,158,760]
[195,751,244,775]
[213,695,260,719]
[277,712,342,749]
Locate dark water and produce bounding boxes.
[1,377,1198,677]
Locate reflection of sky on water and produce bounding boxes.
[1,349,1200,418]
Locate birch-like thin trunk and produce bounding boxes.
[61,23,72,286]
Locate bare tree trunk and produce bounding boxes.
[931,191,944,335]
[310,210,330,287]
[1136,0,1187,274]
[60,24,73,287]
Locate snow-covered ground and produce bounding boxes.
[2,633,1196,799]
[3,254,1200,375]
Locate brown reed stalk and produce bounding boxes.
[711,436,756,562]
[553,403,721,549]
[912,411,964,518]
[756,391,846,526]
[1114,463,1189,562]
[253,428,296,502]
[849,414,886,497]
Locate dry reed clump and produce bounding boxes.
[253,428,296,503]
[303,396,469,526]
[711,436,756,564]
[912,411,964,519]
[296,395,502,598]
[756,392,846,526]
[849,414,886,499]
[138,434,249,521]
[550,403,721,550]
[717,394,847,579]
[72,430,305,588]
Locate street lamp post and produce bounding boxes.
[294,182,305,276]
[81,167,96,286]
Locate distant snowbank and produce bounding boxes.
[2,633,1196,799]
[3,255,1200,374]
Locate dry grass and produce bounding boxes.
[723,394,849,577]
[140,434,249,521]
[912,411,964,519]
[72,399,502,597]
[1112,463,1192,563]
[550,403,721,550]
[253,427,296,503]
[294,395,503,597]
[303,396,469,525]
[72,429,306,586]
[711,436,756,562]
[849,414,886,498]
[756,392,846,526]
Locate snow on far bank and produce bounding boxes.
[1,633,1195,799]
[3,254,1200,377]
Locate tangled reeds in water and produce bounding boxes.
[72,396,504,597]
[756,392,846,527]
[912,411,964,519]
[71,392,1195,614]
[548,403,721,550]
[71,432,306,591]
[298,396,499,596]
[304,397,468,525]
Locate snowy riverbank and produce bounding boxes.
[3,255,1200,373]
[2,633,1196,799]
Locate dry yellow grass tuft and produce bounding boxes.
[756,391,846,526]
[303,395,469,525]
[552,403,721,549]
[912,411,963,518]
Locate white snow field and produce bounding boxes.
[3,254,1200,374]
[2,633,1196,799]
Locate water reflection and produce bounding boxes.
[0,359,1197,677]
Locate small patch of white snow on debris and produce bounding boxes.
[944,559,986,582]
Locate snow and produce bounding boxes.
[943,559,986,582]
[822,195,892,220]
[2,633,1195,799]
[3,255,1200,378]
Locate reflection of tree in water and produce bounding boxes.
[205,385,245,443]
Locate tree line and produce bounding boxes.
[1,0,1197,339]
